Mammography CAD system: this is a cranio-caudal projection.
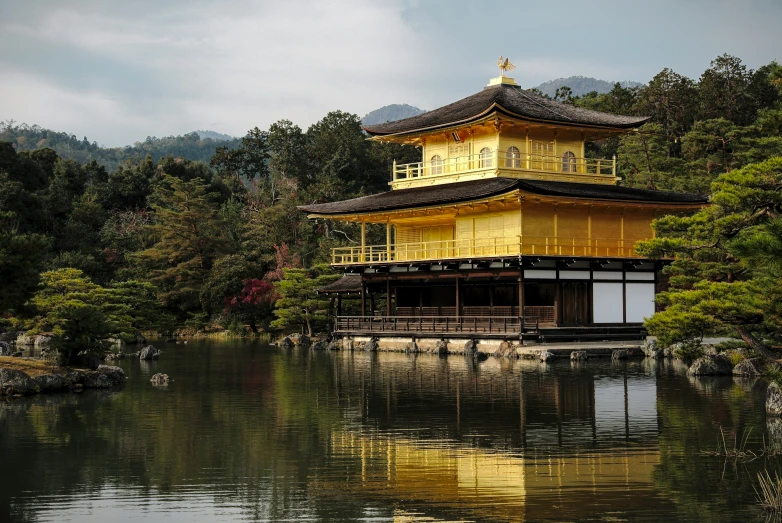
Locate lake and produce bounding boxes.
[0,340,777,522]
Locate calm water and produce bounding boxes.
[0,340,778,522]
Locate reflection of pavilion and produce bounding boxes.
[322,429,660,522]
[316,353,665,522]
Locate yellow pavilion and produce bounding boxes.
[301,66,706,343]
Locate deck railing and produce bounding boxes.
[332,236,639,264]
[335,315,539,335]
[392,151,616,182]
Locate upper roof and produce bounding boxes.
[299,178,707,216]
[362,83,649,137]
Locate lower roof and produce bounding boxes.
[299,178,708,216]
[317,275,362,294]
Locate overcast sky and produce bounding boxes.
[1,0,780,146]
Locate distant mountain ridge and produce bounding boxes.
[362,104,426,126]
[192,130,235,141]
[533,76,642,97]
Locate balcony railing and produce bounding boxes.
[392,151,616,182]
[331,236,640,265]
[335,315,539,335]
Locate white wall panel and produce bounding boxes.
[593,283,624,323]
[625,272,655,281]
[593,271,623,280]
[524,269,556,279]
[559,270,591,280]
[626,283,655,323]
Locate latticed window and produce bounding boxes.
[562,151,576,172]
[505,146,521,168]
[430,154,443,175]
[479,147,493,168]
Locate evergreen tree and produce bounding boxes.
[271,266,339,336]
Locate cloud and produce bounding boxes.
[0,0,428,146]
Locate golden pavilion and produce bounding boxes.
[300,65,706,343]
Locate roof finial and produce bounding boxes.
[497,56,516,77]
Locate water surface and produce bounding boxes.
[0,340,777,522]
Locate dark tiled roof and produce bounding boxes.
[317,275,362,294]
[362,83,649,136]
[299,178,707,215]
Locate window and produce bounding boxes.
[561,151,576,172]
[479,147,493,168]
[430,154,443,175]
[505,146,521,168]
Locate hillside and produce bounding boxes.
[0,122,240,172]
[533,76,642,97]
[362,104,425,126]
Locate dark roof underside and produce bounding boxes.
[299,178,707,215]
[317,275,362,294]
[362,83,649,136]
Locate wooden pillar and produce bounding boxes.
[518,272,524,315]
[386,278,391,316]
[337,295,343,317]
[361,282,366,316]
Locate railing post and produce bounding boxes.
[612,154,617,176]
[392,159,397,181]
[596,159,601,176]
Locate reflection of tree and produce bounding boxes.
[653,360,771,522]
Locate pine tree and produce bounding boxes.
[271,265,339,336]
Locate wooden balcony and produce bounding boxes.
[331,236,641,265]
[335,315,537,337]
[391,151,617,189]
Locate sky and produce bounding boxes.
[1,0,780,146]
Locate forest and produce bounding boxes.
[1,54,781,359]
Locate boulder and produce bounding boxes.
[279,337,295,350]
[297,335,311,350]
[97,365,126,387]
[463,340,477,356]
[767,382,782,417]
[363,338,379,352]
[65,370,85,387]
[12,351,22,358]
[539,350,555,363]
[663,346,675,358]
[733,358,763,377]
[311,341,328,351]
[642,339,662,359]
[570,350,588,362]
[0,341,12,356]
[494,341,515,358]
[150,373,171,386]
[611,349,630,360]
[686,354,733,376]
[139,345,159,360]
[33,335,53,349]
[327,339,342,351]
[0,331,18,343]
[0,369,38,395]
[474,351,488,361]
[15,333,34,347]
[32,374,70,393]
[435,340,448,355]
[105,351,126,361]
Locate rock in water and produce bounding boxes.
[435,340,448,355]
[570,350,588,361]
[0,369,38,395]
[279,337,295,350]
[34,335,53,349]
[539,350,554,363]
[327,339,342,351]
[768,382,782,417]
[611,349,630,360]
[363,338,379,352]
[733,358,762,376]
[311,341,328,351]
[297,335,311,350]
[642,339,662,359]
[139,345,159,360]
[32,374,70,393]
[463,340,477,356]
[97,365,126,386]
[686,354,733,376]
[474,351,488,361]
[150,373,171,386]
[0,341,11,356]
[15,333,34,347]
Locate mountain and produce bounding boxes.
[532,76,643,97]
[192,130,235,141]
[362,104,425,126]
